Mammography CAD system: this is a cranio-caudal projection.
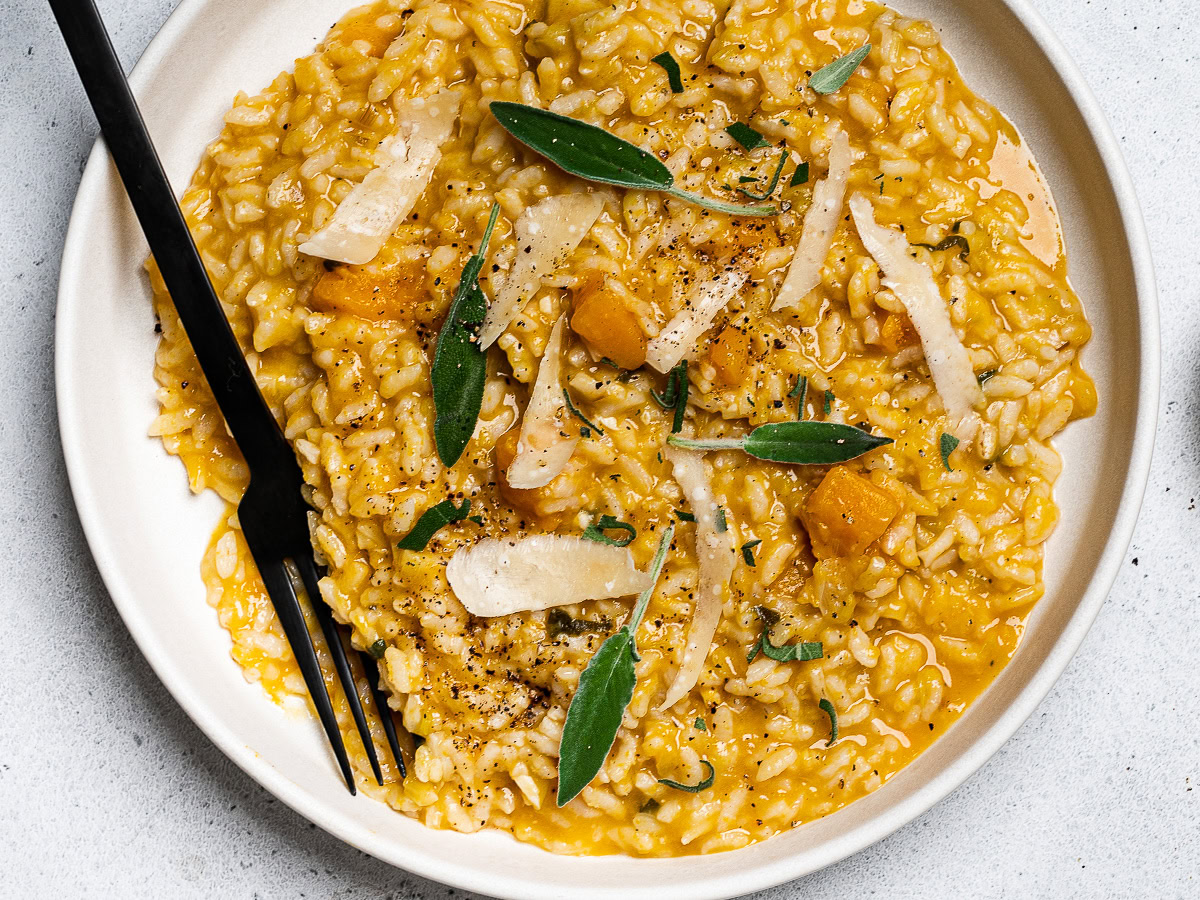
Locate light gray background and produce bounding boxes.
[0,0,1194,897]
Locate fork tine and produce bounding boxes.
[255,556,356,794]
[294,554,384,787]
[358,651,407,779]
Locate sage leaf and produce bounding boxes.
[652,51,683,93]
[397,497,472,551]
[915,234,971,261]
[368,639,387,659]
[939,432,960,471]
[432,203,501,466]
[747,616,823,663]
[789,161,810,186]
[582,514,636,547]
[790,374,808,420]
[809,44,871,94]
[650,360,688,433]
[725,122,768,151]
[736,150,788,201]
[658,759,715,793]
[740,539,762,567]
[563,387,604,436]
[489,101,777,217]
[668,421,891,465]
[557,523,675,806]
[819,698,839,744]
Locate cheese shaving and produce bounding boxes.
[507,314,579,489]
[645,268,748,373]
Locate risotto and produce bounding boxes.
[148,0,1095,857]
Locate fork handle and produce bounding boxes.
[49,0,292,472]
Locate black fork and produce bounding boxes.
[50,0,405,792]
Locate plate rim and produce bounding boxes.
[54,0,1160,897]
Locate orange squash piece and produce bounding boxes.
[879,312,919,353]
[800,466,901,558]
[310,257,429,322]
[569,280,647,370]
[707,325,751,386]
[336,19,393,57]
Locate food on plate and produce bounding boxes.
[148,0,1095,857]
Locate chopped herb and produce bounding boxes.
[468,514,484,525]
[725,122,769,151]
[694,718,707,732]
[737,150,788,201]
[489,102,776,216]
[819,698,839,744]
[638,797,661,814]
[367,639,387,659]
[651,50,683,93]
[397,497,472,551]
[650,360,689,433]
[747,608,823,662]
[789,161,810,187]
[715,507,728,532]
[557,525,675,806]
[939,432,960,471]
[809,44,871,94]
[823,390,835,416]
[914,234,971,261]
[790,375,809,420]
[547,608,611,640]
[977,368,998,385]
[668,420,890,466]
[658,759,715,793]
[741,538,762,567]
[563,387,604,436]
[738,175,758,184]
[432,203,501,466]
[582,514,636,547]
[673,508,696,523]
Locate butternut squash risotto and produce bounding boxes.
[148,0,1095,857]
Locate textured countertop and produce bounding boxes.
[1,0,1195,896]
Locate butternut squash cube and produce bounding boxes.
[570,281,647,370]
[879,312,918,353]
[801,466,900,558]
[707,325,751,386]
[310,256,429,323]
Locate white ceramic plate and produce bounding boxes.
[56,1,1158,897]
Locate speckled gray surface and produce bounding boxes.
[0,0,1195,896]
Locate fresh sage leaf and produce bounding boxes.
[432,203,501,466]
[977,368,998,385]
[789,161,810,187]
[490,101,777,216]
[823,389,835,416]
[547,608,611,640]
[809,44,871,94]
[694,717,706,732]
[650,360,689,433]
[367,639,387,659]
[658,759,715,793]
[725,122,768,151]
[582,514,636,547]
[668,421,892,465]
[397,497,472,551]
[790,375,809,420]
[557,523,675,806]
[915,234,970,261]
[819,698,839,744]
[741,538,762,567]
[651,51,683,93]
[747,615,823,663]
[737,150,788,201]
[673,508,696,523]
[940,432,960,471]
[563,387,604,436]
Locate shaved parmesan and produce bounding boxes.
[446,535,651,618]
[849,193,983,435]
[645,268,748,373]
[772,129,852,311]
[658,445,737,710]
[507,314,579,489]
[479,193,605,348]
[298,90,461,265]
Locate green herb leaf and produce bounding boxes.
[432,203,501,466]
[694,717,706,732]
[914,234,971,261]
[651,361,689,433]
[563,387,604,436]
[789,161,810,187]
[397,497,472,551]
[582,514,636,547]
[557,524,675,806]
[747,607,823,662]
[639,797,661,814]
[819,698,839,744]
[468,514,484,525]
[668,421,891,465]
[808,44,871,94]
[737,150,788,201]
[673,508,696,523]
[547,608,611,640]
[823,389,835,416]
[790,375,809,420]
[368,639,387,659]
[977,368,998,385]
[741,538,762,567]
[939,432,960,472]
[715,507,728,532]
[490,101,776,216]
[658,759,715,793]
[651,51,683,93]
[725,122,768,151]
